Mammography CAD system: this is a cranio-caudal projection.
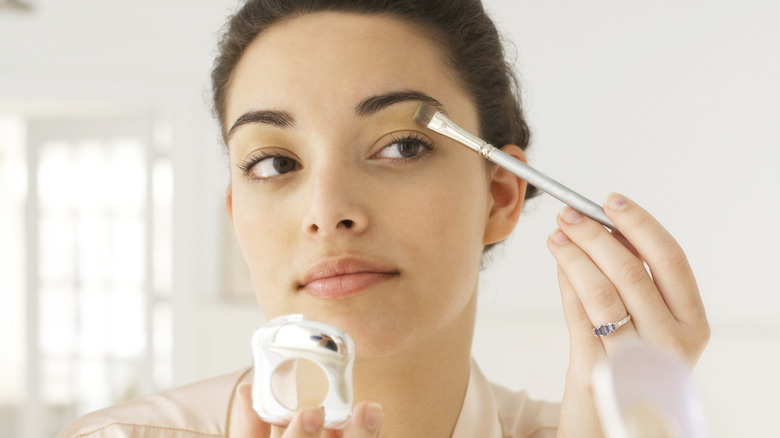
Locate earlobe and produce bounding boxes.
[483,144,527,245]
[226,184,234,223]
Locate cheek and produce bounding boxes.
[230,191,297,303]
[415,167,490,249]
[379,184,486,347]
[390,165,490,288]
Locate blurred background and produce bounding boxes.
[1,0,778,436]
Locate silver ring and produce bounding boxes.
[593,314,631,337]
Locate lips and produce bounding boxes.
[299,257,399,299]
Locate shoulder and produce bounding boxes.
[491,381,560,438]
[56,368,251,438]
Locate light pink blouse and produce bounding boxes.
[56,360,559,437]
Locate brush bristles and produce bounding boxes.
[412,103,437,126]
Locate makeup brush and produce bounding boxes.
[413,104,616,231]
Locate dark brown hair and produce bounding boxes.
[211,0,538,201]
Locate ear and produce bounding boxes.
[483,144,528,245]
[225,183,234,223]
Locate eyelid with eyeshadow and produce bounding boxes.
[234,129,436,180]
[236,150,298,177]
[374,133,434,160]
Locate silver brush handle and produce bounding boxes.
[421,109,616,231]
[488,148,616,230]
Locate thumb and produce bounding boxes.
[234,383,271,437]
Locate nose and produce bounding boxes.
[302,164,369,238]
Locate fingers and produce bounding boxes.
[556,266,605,381]
[295,402,382,438]
[234,383,382,438]
[602,193,706,325]
[236,385,335,437]
[236,382,326,437]
[235,383,271,437]
[342,402,383,437]
[550,204,674,336]
[548,224,641,352]
[551,194,709,437]
[282,407,326,437]
[548,193,709,363]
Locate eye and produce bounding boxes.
[238,152,301,179]
[375,134,434,160]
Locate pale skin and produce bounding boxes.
[222,12,709,438]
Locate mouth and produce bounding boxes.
[298,257,399,299]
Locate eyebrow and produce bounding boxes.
[355,89,447,118]
[226,109,294,140]
[226,89,447,140]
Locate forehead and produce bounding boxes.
[224,12,474,129]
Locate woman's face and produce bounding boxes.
[225,12,506,358]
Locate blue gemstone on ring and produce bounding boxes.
[594,323,615,337]
[593,314,631,338]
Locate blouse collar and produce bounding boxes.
[451,359,503,438]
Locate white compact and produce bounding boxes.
[251,314,355,428]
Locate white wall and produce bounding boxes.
[2,1,778,436]
[475,2,780,437]
[0,0,235,387]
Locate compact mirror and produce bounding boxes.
[251,314,355,429]
[270,357,330,411]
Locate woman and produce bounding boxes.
[58,0,709,437]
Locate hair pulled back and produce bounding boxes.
[211,0,537,199]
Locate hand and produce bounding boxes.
[233,383,383,437]
[546,193,710,437]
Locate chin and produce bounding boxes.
[302,308,417,359]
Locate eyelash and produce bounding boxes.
[236,150,284,176]
[383,133,435,160]
[235,134,435,178]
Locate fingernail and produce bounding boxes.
[550,229,570,245]
[235,384,251,417]
[560,207,583,224]
[235,385,247,420]
[236,383,250,398]
[363,403,383,431]
[606,193,628,211]
[302,407,324,433]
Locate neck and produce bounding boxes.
[353,293,477,438]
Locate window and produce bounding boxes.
[0,109,172,437]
